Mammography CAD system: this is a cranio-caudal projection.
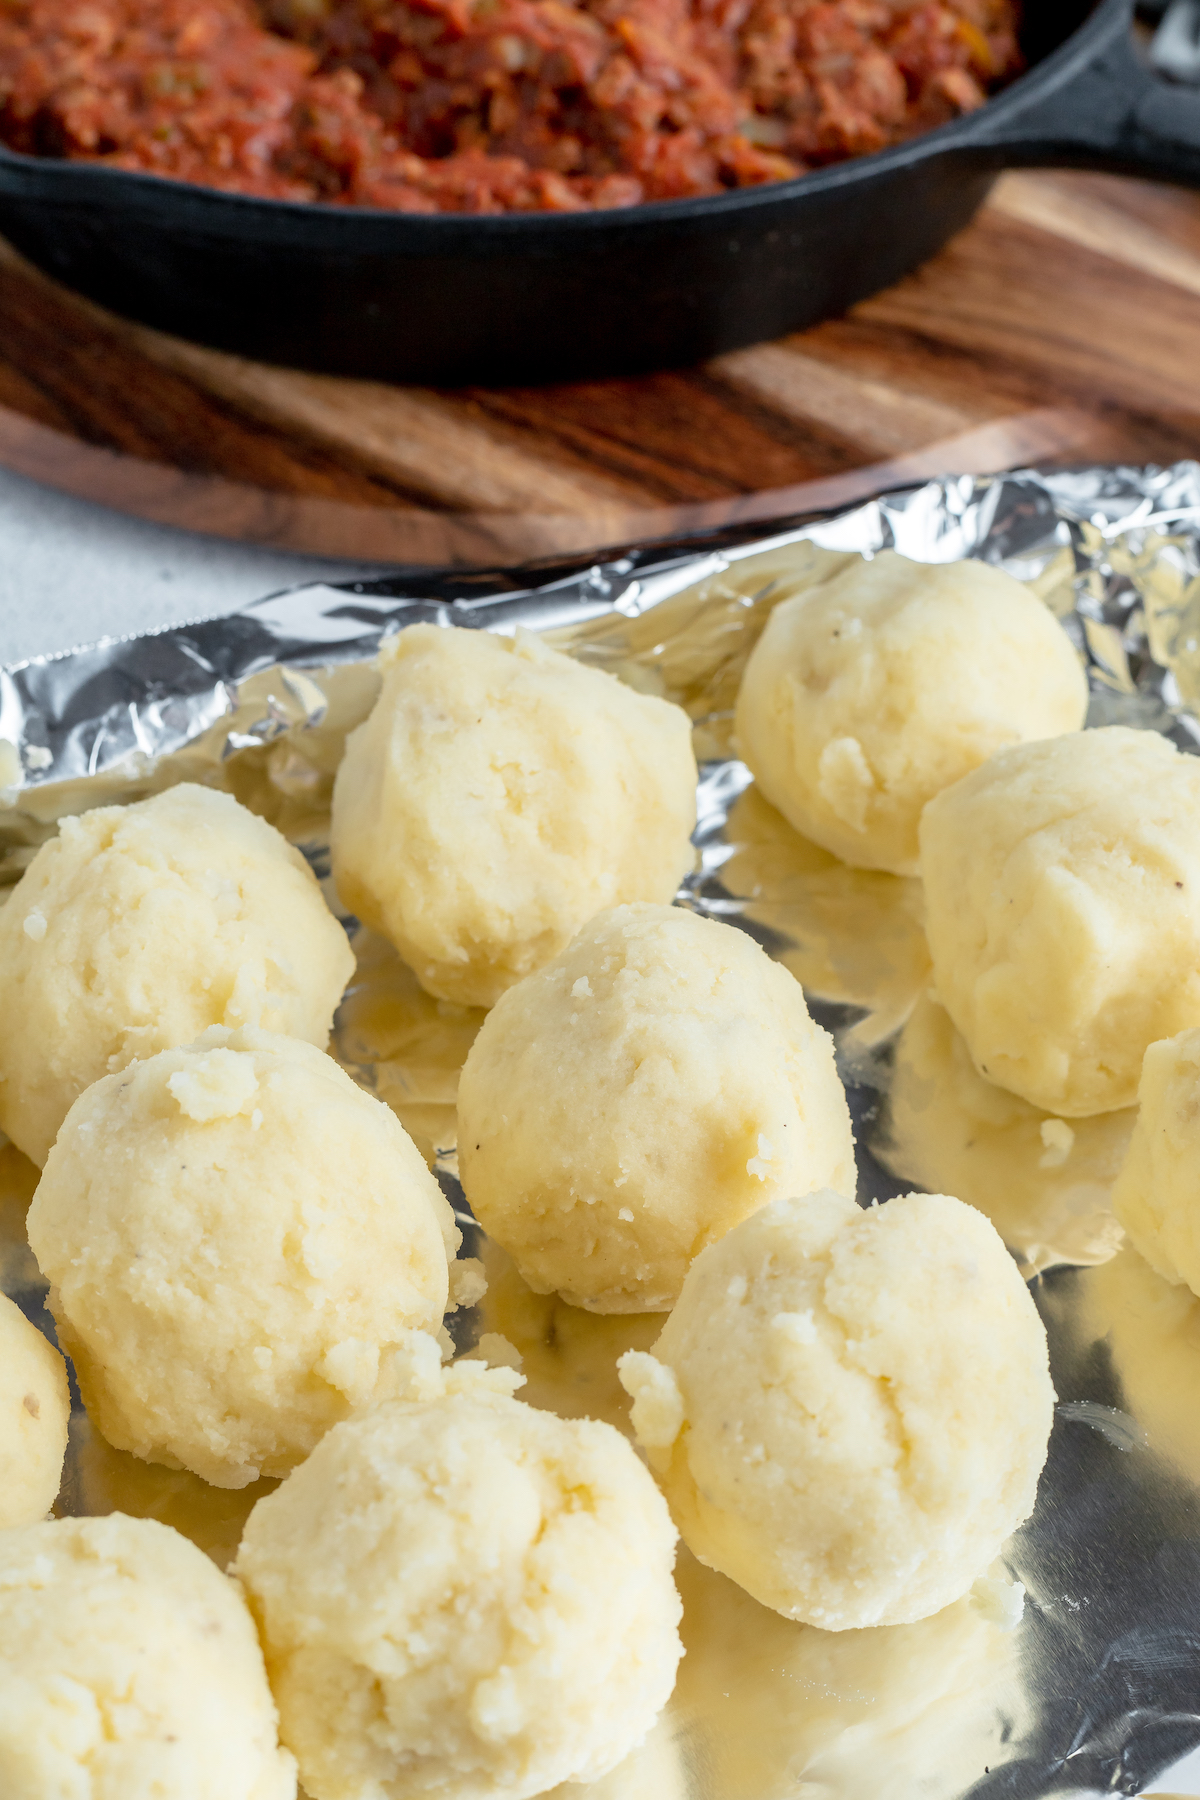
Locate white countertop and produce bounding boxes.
[0,468,384,669]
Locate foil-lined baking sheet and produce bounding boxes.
[7,462,1200,1797]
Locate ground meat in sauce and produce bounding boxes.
[0,0,1022,211]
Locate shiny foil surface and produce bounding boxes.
[6,462,1200,1798]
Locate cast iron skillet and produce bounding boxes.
[0,0,1195,383]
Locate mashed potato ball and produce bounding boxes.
[1112,1028,1200,1298]
[27,1027,460,1488]
[0,1512,295,1800]
[0,1293,70,1527]
[920,727,1200,1117]
[458,903,855,1313]
[330,624,697,1009]
[618,1189,1053,1629]
[0,783,355,1166]
[735,551,1087,876]
[234,1340,683,1800]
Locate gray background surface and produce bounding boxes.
[0,468,383,668]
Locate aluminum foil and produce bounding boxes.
[7,462,1200,1797]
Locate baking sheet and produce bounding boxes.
[7,462,1200,1797]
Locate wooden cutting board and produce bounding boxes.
[2,167,1200,567]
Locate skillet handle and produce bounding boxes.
[968,0,1200,185]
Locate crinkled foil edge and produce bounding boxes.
[6,458,1200,800]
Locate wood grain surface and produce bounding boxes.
[1,167,1199,566]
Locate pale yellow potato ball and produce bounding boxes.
[1113,1028,1200,1298]
[735,550,1087,875]
[0,1292,70,1527]
[0,1512,295,1800]
[234,1343,683,1800]
[0,783,355,1165]
[619,1189,1053,1629]
[27,1027,459,1487]
[330,624,697,1008]
[920,727,1200,1117]
[458,903,856,1313]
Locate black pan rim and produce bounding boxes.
[0,0,1116,239]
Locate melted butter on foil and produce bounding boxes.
[9,466,1200,1793]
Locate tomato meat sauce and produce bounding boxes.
[0,0,1022,211]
